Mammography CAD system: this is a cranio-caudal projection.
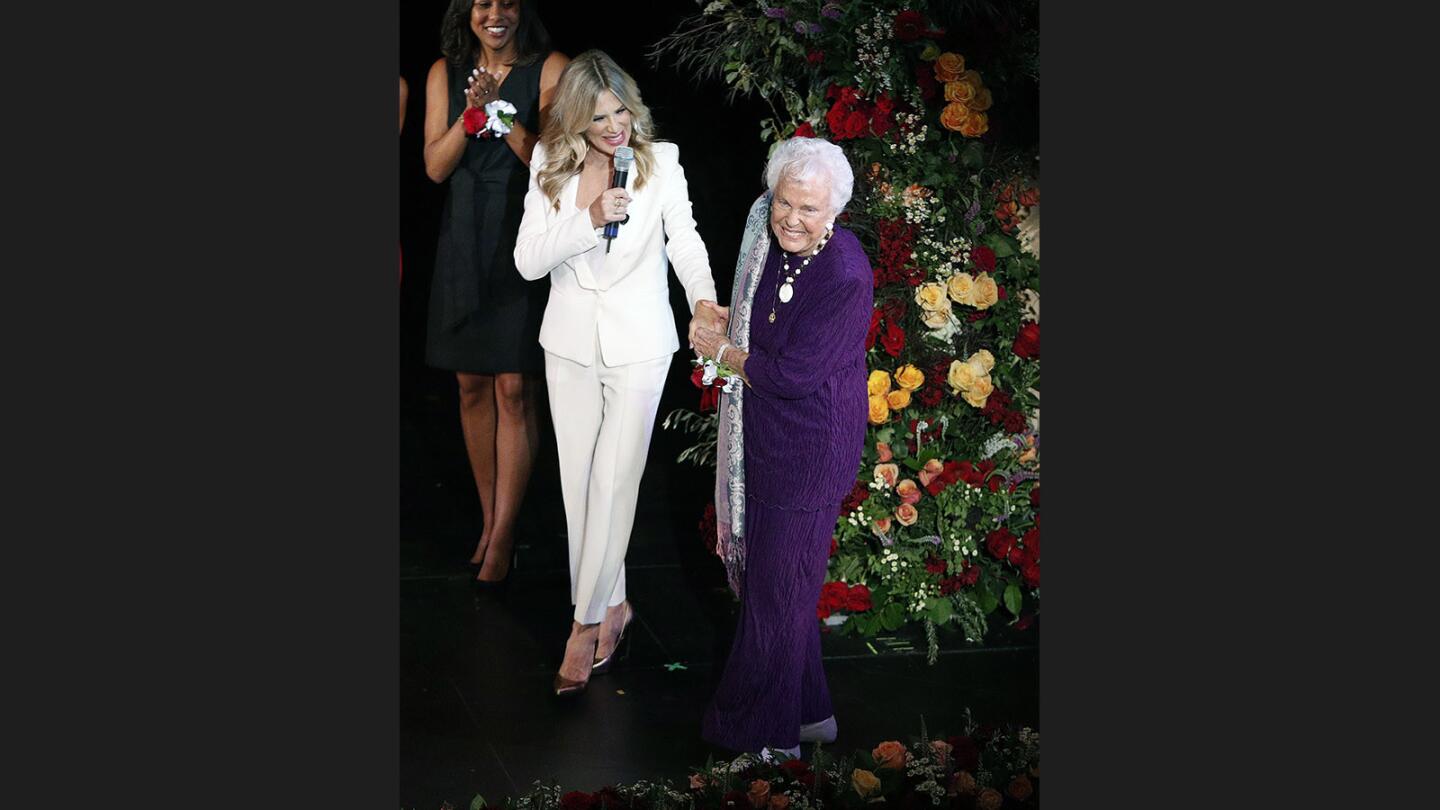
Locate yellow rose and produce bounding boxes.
[893,364,925,392]
[867,369,892,397]
[952,771,978,797]
[959,69,984,95]
[958,110,989,137]
[964,357,989,382]
[914,282,948,312]
[868,395,891,425]
[947,273,975,305]
[894,502,918,526]
[970,273,999,309]
[1006,776,1033,802]
[971,349,996,373]
[872,740,909,770]
[851,769,881,798]
[886,388,911,410]
[943,80,974,104]
[933,52,965,82]
[947,359,975,393]
[921,306,951,330]
[939,102,971,132]
[961,376,993,408]
[967,86,993,112]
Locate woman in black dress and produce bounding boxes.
[423,0,569,583]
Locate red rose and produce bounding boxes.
[977,459,996,477]
[1022,527,1039,561]
[893,10,926,41]
[844,109,869,138]
[596,787,627,810]
[959,564,980,586]
[971,245,995,274]
[865,309,882,349]
[829,536,839,557]
[957,460,982,487]
[1013,322,1039,359]
[847,583,873,612]
[949,737,981,772]
[1019,186,1040,207]
[881,321,905,357]
[870,110,894,137]
[987,475,1003,492]
[925,557,947,575]
[794,121,815,138]
[1003,410,1026,434]
[1007,545,1025,566]
[561,792,599,810]
[874,93,895,116]
[1029,486,1039,508]
[914,63,939,102]
[462,106,488,135]
[1014,613,1035,631]
[986,528,1015,560]
[816,581,849,619]
[842,480,871,513]
[699,384,720,413]
[690,365,705,388]
[806,50,824,65]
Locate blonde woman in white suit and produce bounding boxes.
[514,50,729,696]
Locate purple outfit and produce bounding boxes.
[702,227,873,753]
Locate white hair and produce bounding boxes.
[763,137,854,219]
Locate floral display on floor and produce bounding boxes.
[464,716,1040,810]
[653,1,1041,657]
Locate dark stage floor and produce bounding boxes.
[400,371,1039,810]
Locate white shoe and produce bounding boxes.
[799,715,837,743]
[760,745,801,762]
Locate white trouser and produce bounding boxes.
[544,335,671,625]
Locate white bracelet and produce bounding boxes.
[715,343,731,364]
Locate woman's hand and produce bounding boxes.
[466,67,500,109]
[588,187,632,229]
[688,300,730,348]
[692,326,729,361]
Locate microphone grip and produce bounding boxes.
[603,167,630,241]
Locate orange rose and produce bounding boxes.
[939,102,971,132]
[872,517,892,535]
[966,87,993,112]
[933,52,965,82]
[885,388,911,410]
[959,69,984,95]
[943,80,974,104]
[929,740,953,766]
[1006,776,1033,802]
[893,364,924,391]
[748,780,771,808]
[917,458,945,487]
[895,478,921,505]
[689,774,708,790]
[868,394,890,425]
[876,441,894,462]
[894,502,918,526]
[768,796,790,810]
[873,463,901,489]
[872,740,909,770]
[952,771,978,797]
[976,788,1003,810]
[958,111,989,138]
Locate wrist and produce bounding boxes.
[715,342,732,364]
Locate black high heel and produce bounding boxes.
[472,547,517,591]
[592,603,635,675]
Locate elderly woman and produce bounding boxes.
[691,137,872,758]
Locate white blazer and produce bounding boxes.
[514,141,718,367]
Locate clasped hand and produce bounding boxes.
[688,300,730,354]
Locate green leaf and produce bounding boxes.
[471,796,487,810]
[880,602,905,631]
[1003,583,1023,617]
[961,141,985,169]
[926,599,953,625]
[982,232,1018,258]
[901,456,923,472]
[977,590,998,614]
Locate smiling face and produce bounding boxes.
[585,89,632,157]
[470,0,520,54]
[770,174,834,255]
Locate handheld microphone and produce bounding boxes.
[603,145,634,252]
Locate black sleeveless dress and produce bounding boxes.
[425,55,550,374]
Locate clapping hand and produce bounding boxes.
[466,66,499,109]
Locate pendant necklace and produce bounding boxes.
[768,228,832,323]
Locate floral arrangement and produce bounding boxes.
[654,0,1040,657]
[463,99,518,139]
[463,715,1039,810]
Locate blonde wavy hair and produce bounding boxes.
[537,50,657,211]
